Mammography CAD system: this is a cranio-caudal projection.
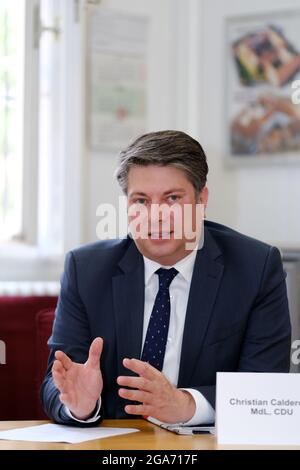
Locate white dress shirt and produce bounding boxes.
[66,248,215,425]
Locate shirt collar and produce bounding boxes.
[143,248,198,285]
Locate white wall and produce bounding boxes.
[194,0,300,249]
[83,0,300,250]
[84,0,178,242]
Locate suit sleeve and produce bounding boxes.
[237,246,291,373]
[188,246,291,411]
[40,251,103,426]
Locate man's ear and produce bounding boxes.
[199,186,208,219]
[199,186,209,205]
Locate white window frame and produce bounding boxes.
[0,0,85,281]
[22,0,40,246]
[0,0,39,251]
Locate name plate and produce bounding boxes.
[216,372,300,446]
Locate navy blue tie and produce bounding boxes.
[141,268,178,371]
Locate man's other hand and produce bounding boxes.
[52,337,103,420]
[117,358,195,423]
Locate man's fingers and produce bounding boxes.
[52,370,65,392]
[52,367,65,381]
[124,404,153,416]
[52,360,66,376]
[123,358,159,380]
[118,388,152,404]
[59,392,72,407]
[117,375,154,392]
[55,350,73,371]
[52,360,67,391]
[87,337,103,369]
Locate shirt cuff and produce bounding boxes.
[179,388,215,425]
[64,397,102,423]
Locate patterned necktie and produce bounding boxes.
[141,267,178,371]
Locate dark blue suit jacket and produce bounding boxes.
[41,221,291,425]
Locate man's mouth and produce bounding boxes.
[149,231,173,239]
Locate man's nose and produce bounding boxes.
[149,203,168,221]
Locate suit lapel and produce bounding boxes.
[112,241,145,377]
[177,228,224,387]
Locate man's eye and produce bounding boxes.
[168,195,180,202]
[135,198,147,205]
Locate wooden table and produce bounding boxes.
[0,420,215,450]
[0,420,299,450]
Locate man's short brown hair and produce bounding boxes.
[116,130,208,195]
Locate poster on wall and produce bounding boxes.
[225,10,300,164]
[87,7,149,152]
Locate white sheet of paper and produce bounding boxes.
[0,423,139,444]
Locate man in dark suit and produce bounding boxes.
[41,130,291,426]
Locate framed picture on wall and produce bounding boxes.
[225,9,300,165]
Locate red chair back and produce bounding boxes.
[35,308,56,419]
[0,297,57,420]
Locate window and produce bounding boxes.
[0,0,84,282]
[0,0,25,242]
[0,0,64,250]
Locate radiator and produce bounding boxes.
[0,281,60,296]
